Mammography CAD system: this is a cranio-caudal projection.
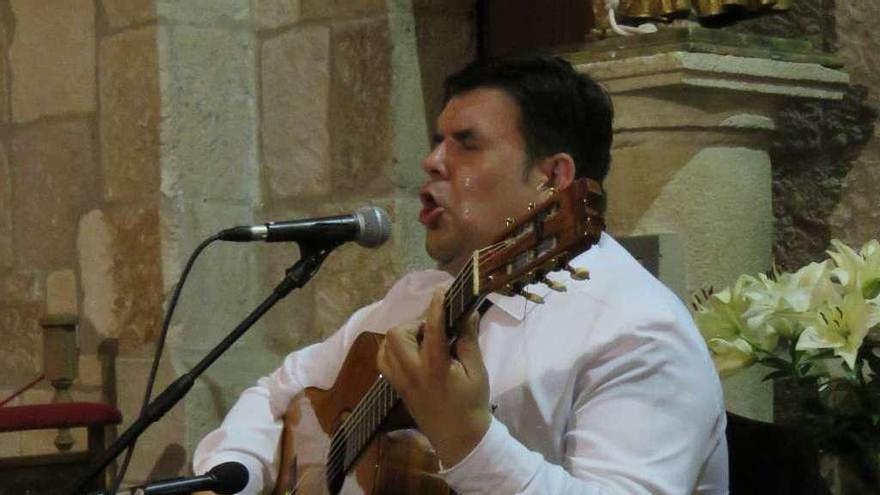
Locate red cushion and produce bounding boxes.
[0,402,122,432]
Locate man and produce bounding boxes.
[194,55,728,494]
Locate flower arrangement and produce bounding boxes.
[693,239,880,485]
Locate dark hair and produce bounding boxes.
[443,55,613,183]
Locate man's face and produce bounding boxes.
[419,88,546,274]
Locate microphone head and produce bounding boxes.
[209,461,249,494]
[354,206,392,248]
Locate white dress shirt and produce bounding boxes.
[193,233,729,494]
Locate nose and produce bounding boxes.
[421,140,447,179]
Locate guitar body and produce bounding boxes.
[273,332,453,495]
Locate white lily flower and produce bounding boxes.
[742,261,835,341]
[796,292,880,369]
[694,274,758,342]
[707,337,756,376]
[828,239,880,301]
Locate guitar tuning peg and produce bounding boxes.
[518,289,545,304]
[505,217,515,228]
[565,265,590,281]
[541,276,567,292]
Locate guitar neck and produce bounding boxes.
[442,257,486,341]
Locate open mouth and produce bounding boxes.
[419,191,444,227]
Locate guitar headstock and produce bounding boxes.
[473,177,605,301]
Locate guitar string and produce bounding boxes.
[323,250,479,469]
[324,376,387,470]
[324,243,509,478]
[325,242,506,470]
[325,378,398,477]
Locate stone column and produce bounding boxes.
[572,46,848,419]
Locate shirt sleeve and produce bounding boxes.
[440,315,728,495]
[192,269,452,495]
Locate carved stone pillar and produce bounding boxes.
[570,31,849,419]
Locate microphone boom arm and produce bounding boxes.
[71,243,338,495]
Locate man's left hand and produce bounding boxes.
[377,287,492,467]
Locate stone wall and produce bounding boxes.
[733,0,880,269]
[0,0,476,487]
[0,0,163,464]
[828,1,880,248]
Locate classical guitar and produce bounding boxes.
[273,178,605,495]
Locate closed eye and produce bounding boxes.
[452,130,479,149]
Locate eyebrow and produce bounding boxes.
[433,128,477,145]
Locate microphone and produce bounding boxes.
[92,461,248,494]
[219,205,391,248]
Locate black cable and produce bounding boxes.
[108,233,222,493]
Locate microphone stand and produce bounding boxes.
[70,243,338,495]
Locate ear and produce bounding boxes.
[532,152,575,191]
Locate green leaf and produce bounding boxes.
[863,278,880,300]
[759,356,792,370]
[762,369,792,382]
[798,362,814,376]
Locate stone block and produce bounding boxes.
[77,206,163,350]
[46,270,78,317]
[0,302,42,389]
[0,270,42,305]
[159,199,263,351]
[9,0,95,122]
[0,17,8,126]
[113,354,187,484]
[263,241,316,351]
[300,0,386,20]
[11,119,98,270]
[157,0,249,26]
[330,18,394,197]
[254,0,301,31]
[100,0,157,31]
[159,25,259,204]
[261,25,331,200]
[392,195,433,273]
[262,198,401,350]
[0,145,11,270]
[106,206,163,349]
[99,26,161,203]
[836,0,880,106]
[831,144,880,244]
[78,210,116,341]
[387,5,431,192]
